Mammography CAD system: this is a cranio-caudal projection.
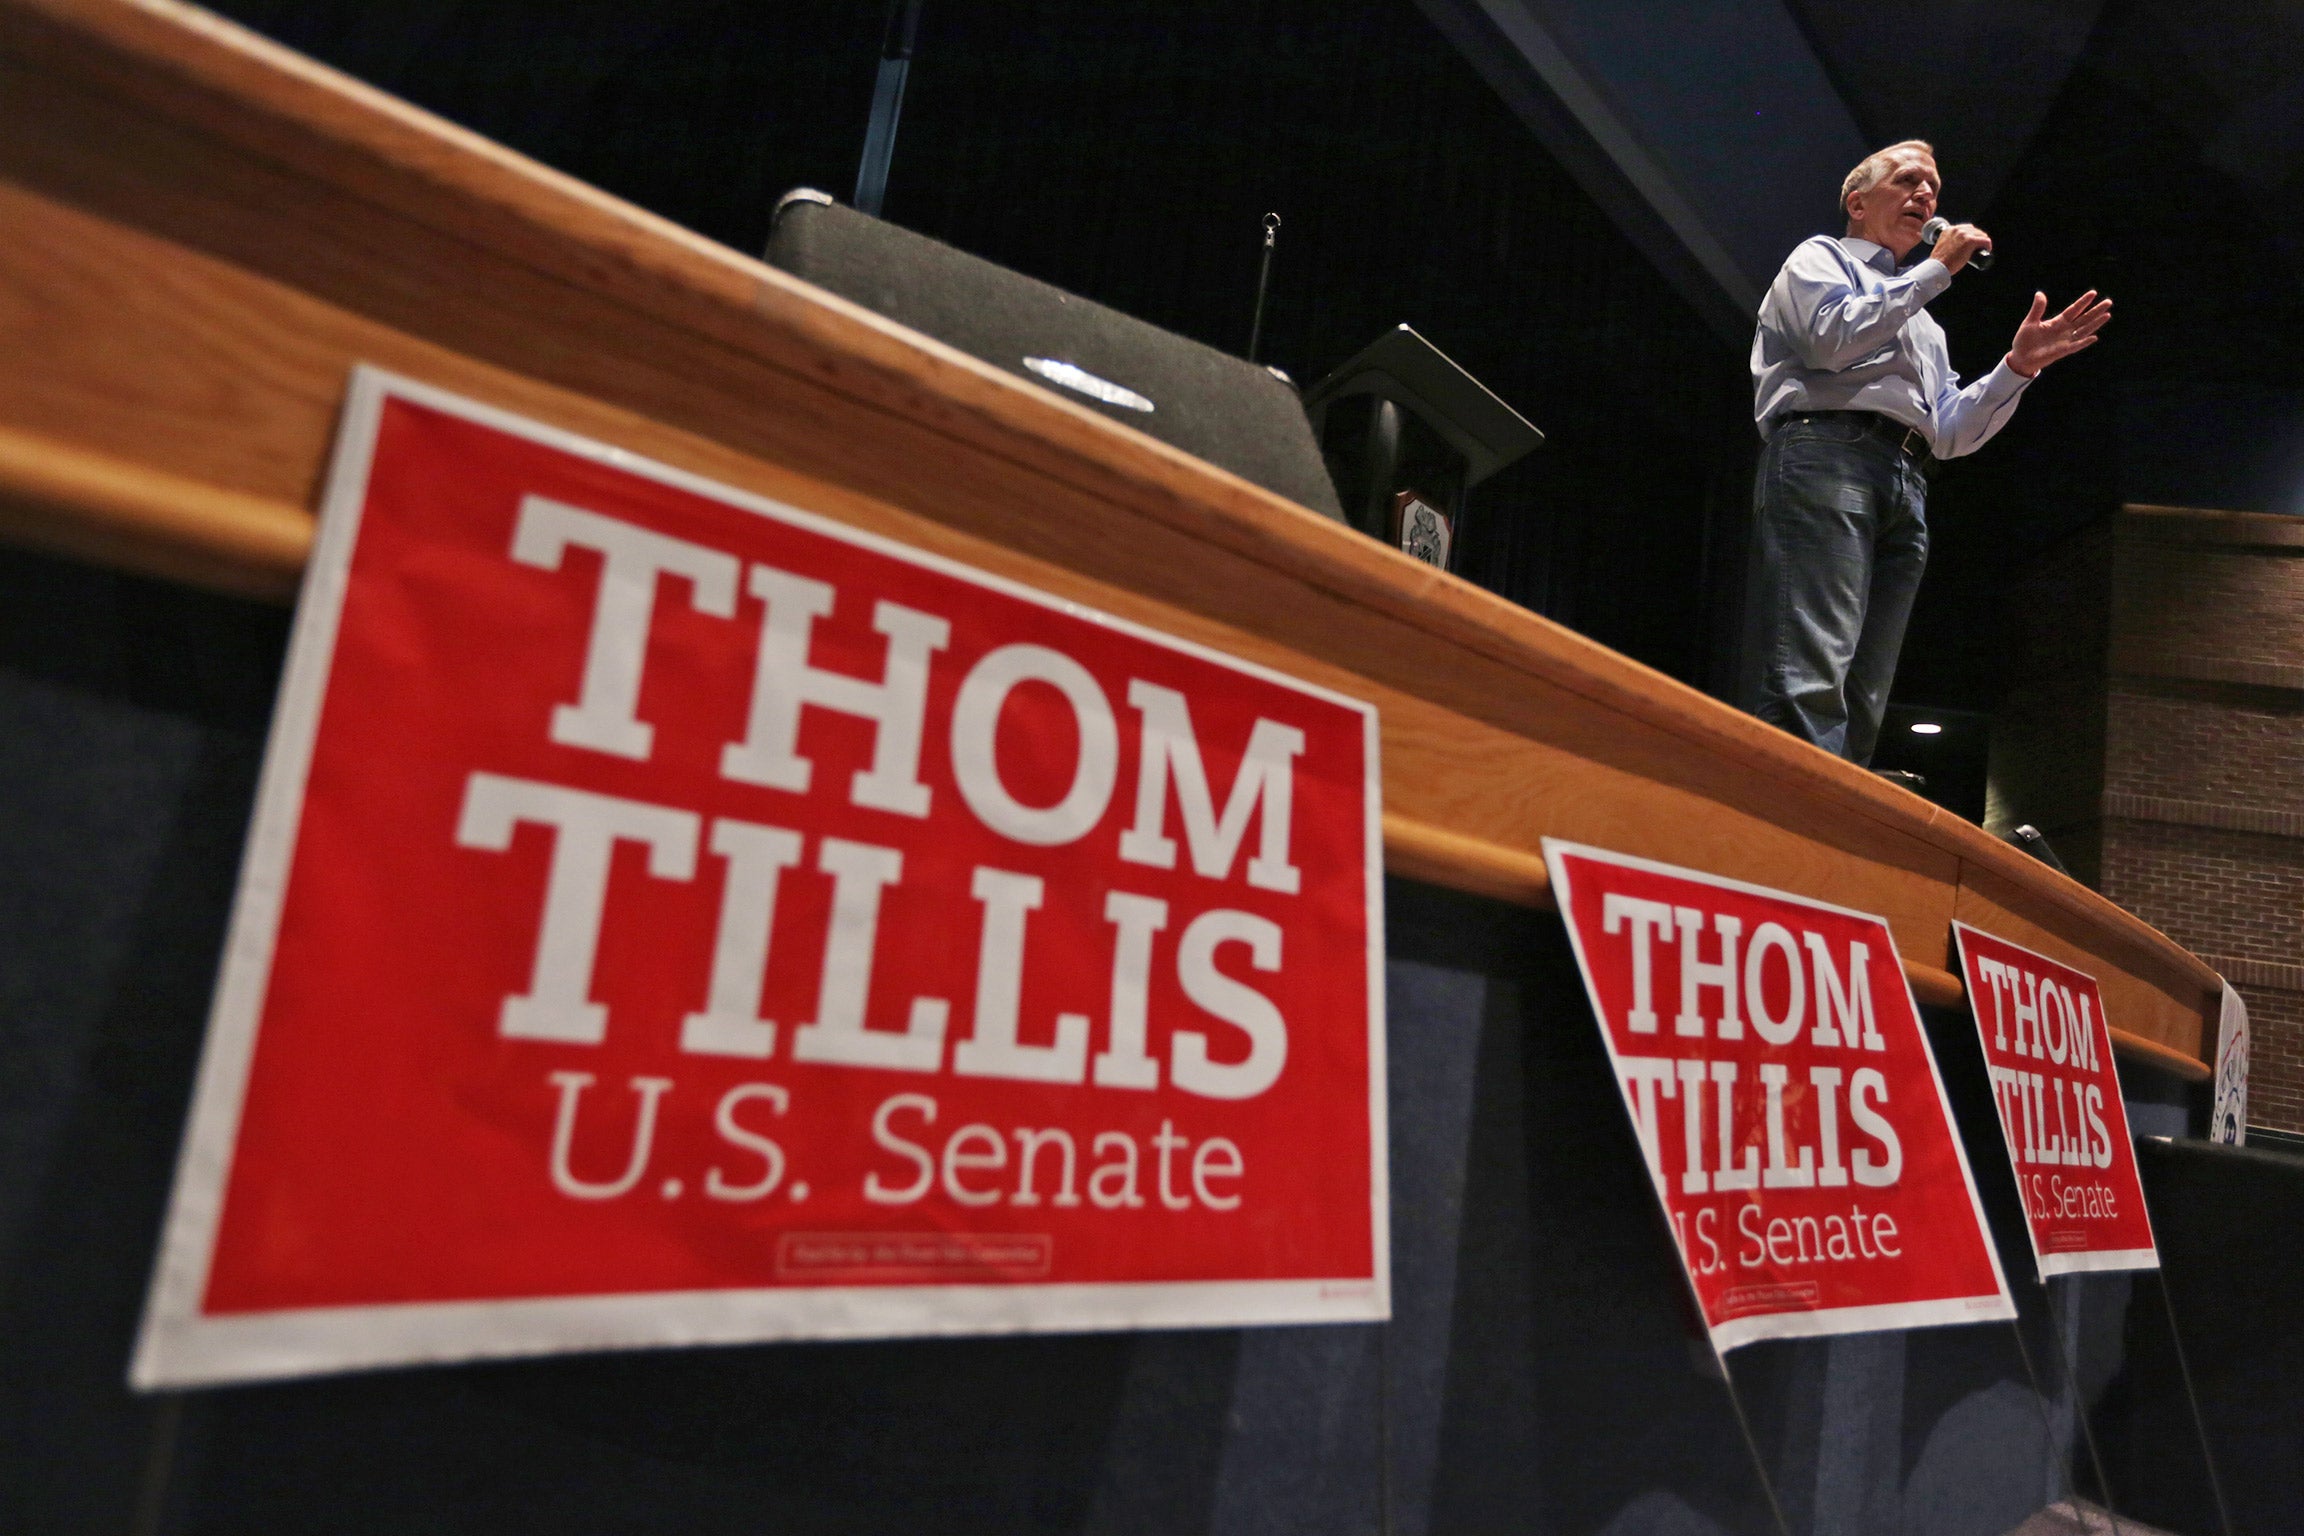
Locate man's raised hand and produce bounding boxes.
[2008,290,2113,377]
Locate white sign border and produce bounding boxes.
[1541,838,2016,1356]
[133,366,1389,1389]
[1949,920,2161,1281]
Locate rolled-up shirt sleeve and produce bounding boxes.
[1773,243,1952,371]
[1930,356,2034,459]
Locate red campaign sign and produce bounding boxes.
[134,370,1386,1387]
[1543,841,2013,1352]
[1950,924,2158,1278]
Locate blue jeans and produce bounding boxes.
[1737,415,1929,765]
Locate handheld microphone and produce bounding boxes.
[1920,216,1994,271]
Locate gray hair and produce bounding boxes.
[1841,140,1936,216]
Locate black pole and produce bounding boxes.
[2154,1269,2236,1536]
[2041,1276,2130,1532]
[1715,1354,1795,1536]
[1246,212,1280,362]
[854,0,925,217]
[2000,1294,2099,1524]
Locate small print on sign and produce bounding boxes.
[132,369,1386,1387]
[1950,924,2159,1278]
[1543,841,2013,1353]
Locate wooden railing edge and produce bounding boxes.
[0,368,2213,1081]
[0,421,309,599]
[0,0,2216,1074]
[1937,812,2223,1003]
[1380,814,2205,1078]
[0,416,2211,1064]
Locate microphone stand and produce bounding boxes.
[854,0,925,217]
[1247,213,1280,363]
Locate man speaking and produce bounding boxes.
[1740,139,2111,764]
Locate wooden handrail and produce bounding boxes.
[1382,814,2201,1075]
[1382,814,1553,910]
[0,414,2179,1057]
[0,422,310,599]
[0,396,2200,1071]
[0,0,2220,1076]
[4,395,2193,1066]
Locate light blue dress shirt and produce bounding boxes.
[1751,236,2031,458]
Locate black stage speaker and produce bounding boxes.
[765,190,1346,523]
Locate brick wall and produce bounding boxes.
[2107,686,2304,814]
[2113,523,2304,687]
[2100,820,2304,972]
[1992,506,2304,1132]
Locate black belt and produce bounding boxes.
[1780,410,1939,474]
